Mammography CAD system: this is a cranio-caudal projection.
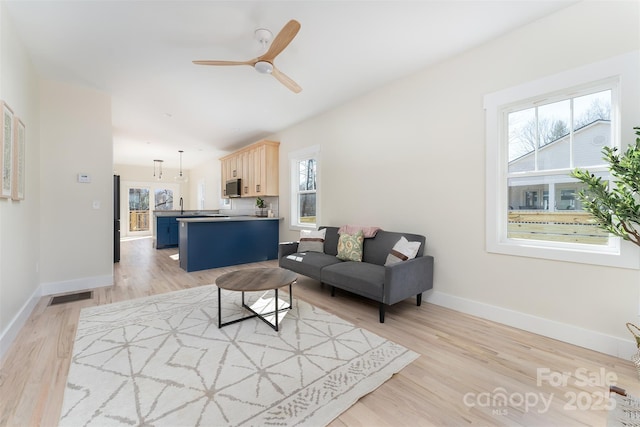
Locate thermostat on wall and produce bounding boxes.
[77,173,91,183]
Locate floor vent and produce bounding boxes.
[49,291,93,306]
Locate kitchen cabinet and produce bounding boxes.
[252,142,279,196]
[220,140,279,198]
[240,150,251,196]
[222,156,237,180]
[156,216,180,248]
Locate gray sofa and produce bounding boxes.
[278,226,434,322]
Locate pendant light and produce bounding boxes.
[175,150,188,183]
[153,159,163,180]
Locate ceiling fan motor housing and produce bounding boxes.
[255,61,273,74]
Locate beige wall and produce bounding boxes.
[114,159,224,212]
[189,157,224,211]
[0,1,41,355]
[38,79,113,293]
[273,1,640,357]
[114,163,183,184]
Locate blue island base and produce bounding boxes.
[178,218,279,272]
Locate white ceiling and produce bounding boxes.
[4,0,577,169]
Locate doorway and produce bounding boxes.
[128,187,150,234]
[121,181,180,238]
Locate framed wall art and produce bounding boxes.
[1,101,14,199]
[12,117,25,200]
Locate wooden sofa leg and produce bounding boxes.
[331,286,336,297]
[417,293,422,306]
[379,304,385,323]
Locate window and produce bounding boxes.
[154,188,174,210]
[506,87,612,246]
[485,52,640,269]
[290,146,320,229]
[128,187,150,232]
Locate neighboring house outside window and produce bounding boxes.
[484,52,639,269]
[507,117,612,246]
[289,145,320,229]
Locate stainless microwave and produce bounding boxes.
[225,179,242,198]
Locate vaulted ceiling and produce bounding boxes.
[4,0,577,168]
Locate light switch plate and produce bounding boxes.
[78,173,91,183]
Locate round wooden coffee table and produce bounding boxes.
[216,267,297,331]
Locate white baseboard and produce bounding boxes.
[0,287,41,362]
[0,274,113,363]
[425,290,637,360]
[40,274,113,296]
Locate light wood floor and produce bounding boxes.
[1,236,638,426]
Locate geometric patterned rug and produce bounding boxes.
[59,285,419,426]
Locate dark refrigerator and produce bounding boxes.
[114,174,121,262]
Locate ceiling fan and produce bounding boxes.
[193,19,302,93]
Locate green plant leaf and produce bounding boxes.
[571,126,640,246]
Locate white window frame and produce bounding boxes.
[289,145,320,230]
[485,52,640,269]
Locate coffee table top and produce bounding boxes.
[216,268,297,292]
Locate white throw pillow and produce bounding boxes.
[297,228,326,253]
[384,236,421,266]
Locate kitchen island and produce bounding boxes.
[154,210,228,249]
[176,216,281,272]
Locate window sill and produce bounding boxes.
[487,237,640,270]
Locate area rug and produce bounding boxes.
[59,285,419,426]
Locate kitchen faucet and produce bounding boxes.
[180,197,184,215]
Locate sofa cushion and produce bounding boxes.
[362,230,427,265]
[336,230,364,261]
[297,228,326,253]
[279,251,342,281]
[322,262,385,300]
[320,226,340,256]
[384,236,421,266]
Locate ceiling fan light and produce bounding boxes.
[255,61,273,74]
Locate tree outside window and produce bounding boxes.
[298,159,316,224]
[290,146,320,229]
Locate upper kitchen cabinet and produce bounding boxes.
[251,141,279,196]
[222,155,238,182]
[220,140,280,198]
[239,149,252,196]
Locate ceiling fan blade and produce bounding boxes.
[259,19,300,63]
[192,59,255,66]
[272,66,302,93]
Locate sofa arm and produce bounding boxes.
[278,241,299,260]
[383,255,434,305]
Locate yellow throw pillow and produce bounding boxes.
[336,230,364,262]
